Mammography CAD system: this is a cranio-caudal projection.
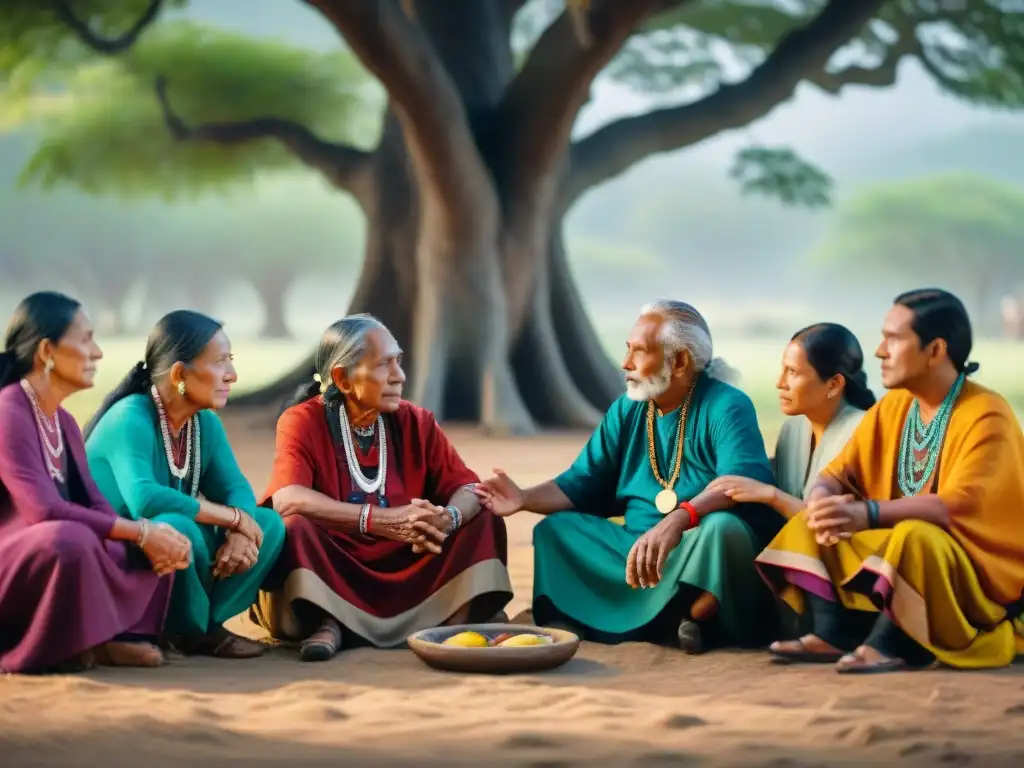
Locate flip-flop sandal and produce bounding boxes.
[300,623,342,663]
[769,638,844,664]
[835,650,908,674]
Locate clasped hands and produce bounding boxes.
[804,493,869,546]
[373,499,452,555]
[213,509,265,579]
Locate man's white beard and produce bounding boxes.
[625,364,672,402]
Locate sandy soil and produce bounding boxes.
[2,415,1023,767]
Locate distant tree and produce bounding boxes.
[4,1,1023,431]
[208,179,366,339]
[814,174,1024,313]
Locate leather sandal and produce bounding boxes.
[769,637,844,664]
[300,619,343,662]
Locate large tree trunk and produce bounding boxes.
[235,0,625,432]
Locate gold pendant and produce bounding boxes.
[654,489,678,515]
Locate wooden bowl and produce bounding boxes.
[407,623,580,674]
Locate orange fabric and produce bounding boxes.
[824,380,1024,606]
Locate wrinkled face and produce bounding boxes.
[336,328,406,413]
[173,329,237,410]
[622,314,674,401]
[776,341,839,417]
[43,308,103,391]
[875,304,936,390]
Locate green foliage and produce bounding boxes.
[814,173,1024,294]
[6,19,378,198]
[601,0,1024,206]
[729,146,832,208]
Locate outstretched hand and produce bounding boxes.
[473,468,525,517]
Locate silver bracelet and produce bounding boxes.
[445,505,462,533]
[137,519,150,547]
[358,503,371,534]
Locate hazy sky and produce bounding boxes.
[176,0,1018,172]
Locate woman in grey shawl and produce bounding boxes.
[708,323,875,516]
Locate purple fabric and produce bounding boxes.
[0,383,172,673]
[783,568,838,603]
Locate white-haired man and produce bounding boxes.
[475,301,784,652]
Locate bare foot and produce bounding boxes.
[95,641,165,667]
[690,591,719,621]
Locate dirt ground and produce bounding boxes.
[2,415,1023,767]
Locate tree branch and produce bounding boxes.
[52,0,165,55]
[305,0,498,228]
[154,77,374,205]
[565,0,891,205]
[499,0,683,217]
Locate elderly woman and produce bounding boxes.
[708,323,874,518]
[0,292,189,674]
[84,310,285,659]
[476,300,783,654]
[251,314,512,662]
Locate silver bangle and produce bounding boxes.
[358,503,371,534]
[137,519,150,547]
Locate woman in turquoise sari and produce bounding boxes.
[85,311,285,658]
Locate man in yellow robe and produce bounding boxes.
[756,288,1024,673]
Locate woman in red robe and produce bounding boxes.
[251,314,512,661]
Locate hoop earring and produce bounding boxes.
[177,381,186,396]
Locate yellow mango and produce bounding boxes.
[441,631,489,647]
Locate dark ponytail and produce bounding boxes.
[1,291,81,389]
[83,310,223,440]
[82,361,151,439]
[792,322,876,412]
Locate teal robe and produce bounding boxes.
[533,373,783,646]
[86,394,285,637]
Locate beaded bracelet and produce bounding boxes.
[445,505,463,533]
[358,503,372,534]
[866,500,881,529]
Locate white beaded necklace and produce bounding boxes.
[20,378,64,483]
[151,385,201,498]
[338,405,386,495]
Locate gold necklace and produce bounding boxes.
[647,385,695,514]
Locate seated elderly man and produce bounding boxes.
[475,300,784,653]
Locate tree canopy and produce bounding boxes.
[4,1,1021,206]
[3,0,1024,432]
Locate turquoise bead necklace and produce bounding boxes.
[897,372,965,496]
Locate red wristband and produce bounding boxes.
[679,501,699,529]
